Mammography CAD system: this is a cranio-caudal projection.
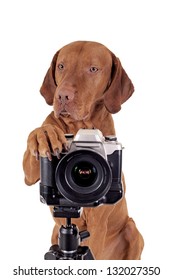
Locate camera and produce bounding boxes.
[40,129,123,208]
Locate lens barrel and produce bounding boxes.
[55,150,112,206]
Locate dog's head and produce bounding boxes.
[40,41,134,120]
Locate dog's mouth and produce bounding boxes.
[60,109,71,117]
[57,109,89,121]
[54,103,90,121]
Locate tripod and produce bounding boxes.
[44,206,94,260]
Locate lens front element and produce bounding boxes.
[72,161,97,187]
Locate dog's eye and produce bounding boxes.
[58,63,64,70]
[90,67,98,73]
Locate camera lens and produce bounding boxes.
[72,161,97,187]
[55,150,112,205]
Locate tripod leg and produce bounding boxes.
[77,246,95,260]
[44,245,60,260]
[83,249,94,260]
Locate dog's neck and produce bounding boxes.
[90,98,116,135]
[46,103,115,136]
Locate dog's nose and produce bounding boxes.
[57,88,75,104]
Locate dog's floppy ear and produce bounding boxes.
[104,54,134,113]
[40,51,59,105]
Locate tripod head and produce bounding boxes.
[53,205,82,218]
[44,206,94,260]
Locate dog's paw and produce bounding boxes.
[27,124,67,160]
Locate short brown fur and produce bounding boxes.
[23,41,144,259]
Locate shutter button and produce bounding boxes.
[105,135,117,141]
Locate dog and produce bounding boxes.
[23,41,144,259]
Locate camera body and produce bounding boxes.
[40,129,123,207]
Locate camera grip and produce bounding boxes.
[40,156,57,186]
[108,150,122,182]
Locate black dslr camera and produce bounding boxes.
[40,129,124,259]
[40,129,123,208]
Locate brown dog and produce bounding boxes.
[23,41,144,259]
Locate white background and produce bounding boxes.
[0,0,173,278]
